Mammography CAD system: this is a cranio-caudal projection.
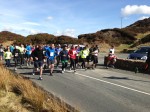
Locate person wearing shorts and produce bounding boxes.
[45,44,56,76]
[31,45,45,80]
[91,46,99,69]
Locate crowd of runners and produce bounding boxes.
[0,43,112,80]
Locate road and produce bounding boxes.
[8,53,150,112]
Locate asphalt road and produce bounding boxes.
[8,53,150,112]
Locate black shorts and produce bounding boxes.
[34,61,43,68]
[25,54,31,59]
[47,59,55,65]
[93,56,98,64]
[86,55,91,62]
[0,52,3,56]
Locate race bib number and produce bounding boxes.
[73,51,76,55]
[29,51,32,54]
[15,53,18,57]
[50,52,54,56]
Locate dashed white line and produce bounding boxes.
[75,72,150,96]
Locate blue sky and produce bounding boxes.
[0,0,150,37]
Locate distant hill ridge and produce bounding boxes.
[0,17,150,46]
[78,17,150,46]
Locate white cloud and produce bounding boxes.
[29,29,42,34]
[54,29,76,37]
[47,16,53,20]
[138,16,149,20]
[121,5,150,16]
[23,22,40,26]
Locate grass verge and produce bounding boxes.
[0,63,79,112]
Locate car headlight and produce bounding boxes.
[141,56,147,60]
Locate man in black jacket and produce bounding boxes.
[31,45,45,80]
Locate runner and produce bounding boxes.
[12,45,21,71]
[45,44,56,76]
[19,44,25,68]
[75,45,81,68]
[25,44,32,67]
[31,45,45,80]
[91,46,99,69]
[0,44,4,61]
[10,44,14,53]
[55,44,62,69]
[79,46,89,70]
[4,48,12,67]
[60,45,69,73]
[68,45,77,72]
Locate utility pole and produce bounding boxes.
[121,17,123,29]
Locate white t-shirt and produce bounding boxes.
[109,48,115,54]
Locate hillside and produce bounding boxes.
[0,31,24,43]
[0,31,80,45]
[78,17,150,51]
[78,28,137,46]
[0,17,150,50]
[131,34,150,48]
[124,17,150,35]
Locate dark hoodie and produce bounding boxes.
[31,48,44,61]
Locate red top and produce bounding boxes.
[68,49,77,59]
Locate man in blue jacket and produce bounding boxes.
[45,44,56,76]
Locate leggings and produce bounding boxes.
[62,62,68,70]
[81,58,86,68]
[20,54,24,65]
[70,58,76,70]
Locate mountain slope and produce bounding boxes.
[78,17,150,47]
[0,31,24,43]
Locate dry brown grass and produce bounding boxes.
[2,41,14,47]
[0,63,79,112]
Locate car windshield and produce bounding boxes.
[135,47,150,53]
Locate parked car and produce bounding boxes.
[127,46,150,60]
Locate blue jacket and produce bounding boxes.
[55,48,62,56]
[26,45,31,55]
[46,47,56,60]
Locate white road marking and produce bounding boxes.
[75,72,150,96]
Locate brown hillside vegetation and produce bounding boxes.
[78,28,137,46]
[1,17,150,49]
[0,64,79,112]
[78,17,150,51]
[0,31,80,45]
[131,34,150,48]
[125,17,150,34]
[14,33,80,45]
[0,31,24,43]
